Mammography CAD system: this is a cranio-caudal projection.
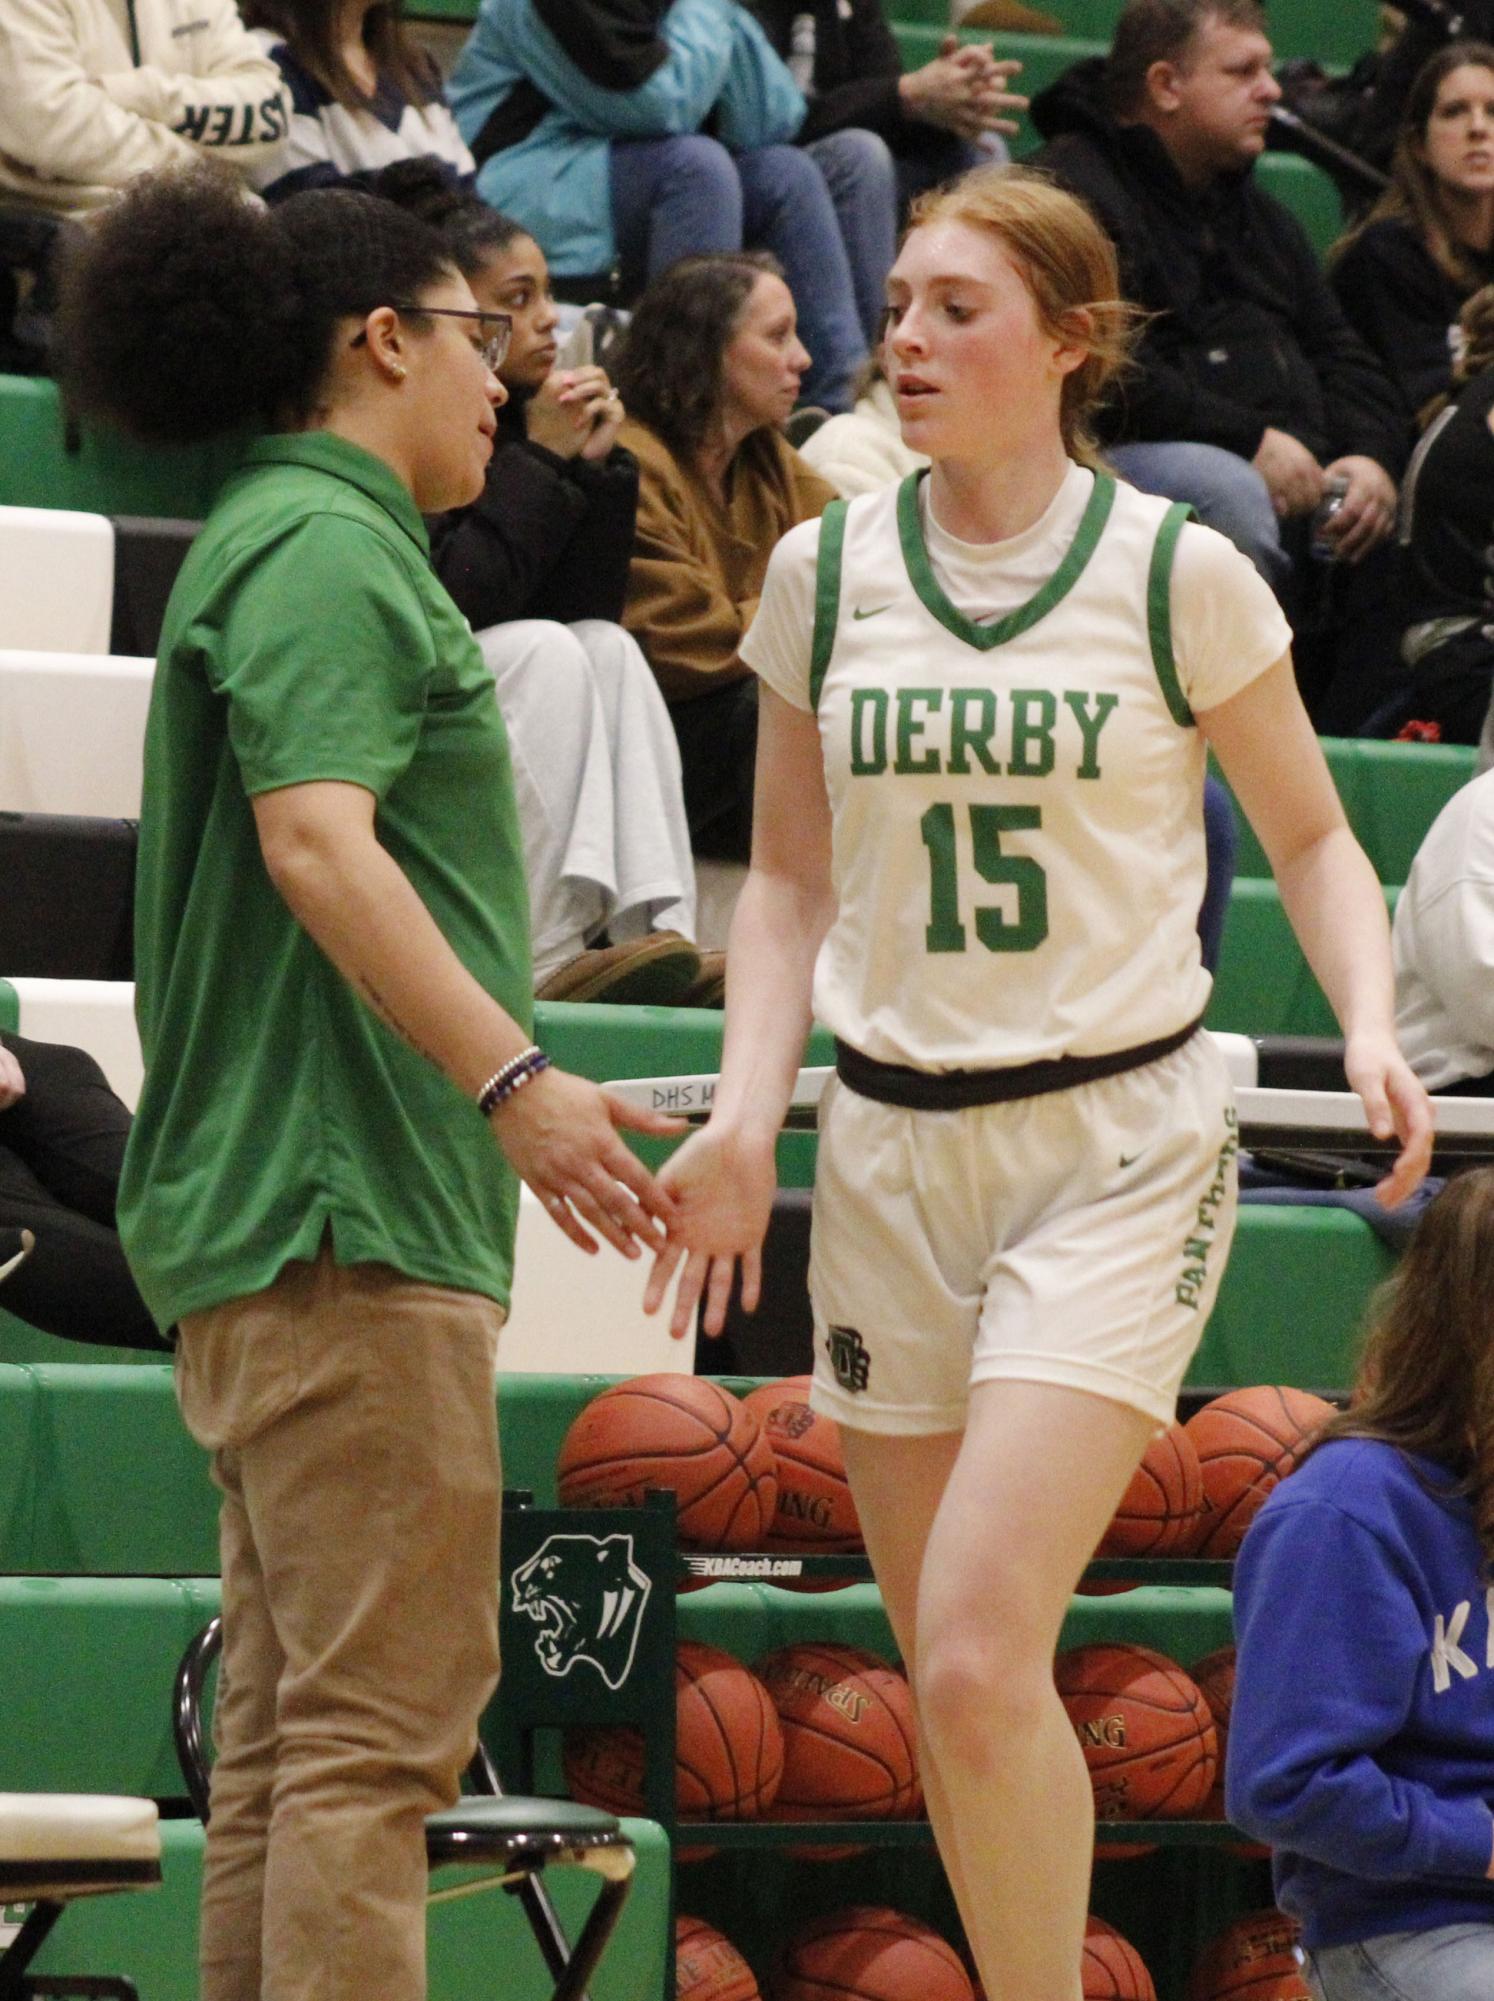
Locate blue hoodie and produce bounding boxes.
[1228,1437,1494,1950]
[448,0,804,277]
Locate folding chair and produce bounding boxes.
[0,1792,162,2001]
[173,1618,635,2001]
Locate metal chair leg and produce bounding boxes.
[0,1901,63,2001]
[549,1876,632,2001]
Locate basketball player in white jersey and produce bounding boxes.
[644,166,1433,2001]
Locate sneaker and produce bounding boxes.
[0,1228,34,1288]
[534,932,702,1006]
[679,950,727,1008]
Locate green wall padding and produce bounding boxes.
[1205,878,1399,1039]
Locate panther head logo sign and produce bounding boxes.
[509,1533,653,1690]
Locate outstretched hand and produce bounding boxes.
[642,1123,779,1342]
[1343,1033,1434,1209]
[489,1067,687,1257]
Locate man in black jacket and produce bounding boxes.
[1032,0,1404,618]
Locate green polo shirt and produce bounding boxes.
[117,433,532,1330]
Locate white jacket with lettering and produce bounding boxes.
[0,0,291,218]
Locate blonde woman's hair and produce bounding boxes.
[904,164,1143,469]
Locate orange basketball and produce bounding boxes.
[1183,1388,1336,1558]
[1083,1916,1157,2001]
[1056,1644,1217,1820]
[1187,1911,1308,2001]
[754,1642,921,1821]
[564,1641,783,1821]
[1189,1647,1236,1818]
[1099,1423,1204,1558]
[677,1917,761,2001]
[741,1379,864,1554]
[557,1374,779,1549]
[773,1907,973,2001]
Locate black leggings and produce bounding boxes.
[0,1032,166,1351]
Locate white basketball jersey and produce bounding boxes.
[806,470,1213,1070]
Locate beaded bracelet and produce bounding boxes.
[477,1045,550,1117]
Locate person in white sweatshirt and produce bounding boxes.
[0,0,290,220]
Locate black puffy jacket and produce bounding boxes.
[1031,57,1406,475]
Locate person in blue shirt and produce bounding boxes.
[1230,1168,1494,2001]
[446,0,869,410]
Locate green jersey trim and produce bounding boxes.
[1147,501,1195,728]
[810,498,849,712]
[895,469,1116,652]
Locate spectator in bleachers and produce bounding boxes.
[378,162,706,1003]
[1389,287,1494,742]
[1031,0,1405,611]
[0,0,289,219]
[612,250,835,861]
[1229,1171,1494,2001]
[446,0,869,410]
[744,0,1026,343]
[0,1033,164,1353]
[241,0,474,201]
[54,165,681,2001]
[1333,43,1494,425]
[1395,765,1494,1088]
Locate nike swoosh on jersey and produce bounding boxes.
[852,604,893,620]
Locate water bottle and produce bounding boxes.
[1310,475,1350,563]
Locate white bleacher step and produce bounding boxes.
[0,507,114,654]
[8,979,143,1111]
[0,649,152,817]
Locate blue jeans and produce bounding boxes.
[1305,1925,1494,2000]
[1106,439,1291,598]
[805,128,898,349]
[609,133,866,410]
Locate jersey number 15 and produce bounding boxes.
[920,802,1048,954]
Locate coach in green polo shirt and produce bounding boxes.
[57,170,681,2001]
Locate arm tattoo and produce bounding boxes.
[355,974,445,1073]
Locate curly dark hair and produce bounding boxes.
[241,0,438,111]
[370,158,531,278]
[1309,1169,1494,1576]
[610,251,782,464]
[54,166,458,445]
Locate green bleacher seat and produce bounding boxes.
[1207,877,1397,1038]
[895,0,1380,68]
[1223,738,1477,885]
[0,374,242,517]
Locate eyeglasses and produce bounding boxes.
[352,305,513,374]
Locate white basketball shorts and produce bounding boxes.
[806,1030,1239,1435]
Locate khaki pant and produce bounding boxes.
[176,1246,505,2001]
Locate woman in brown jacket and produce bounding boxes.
[613,251,835,860]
